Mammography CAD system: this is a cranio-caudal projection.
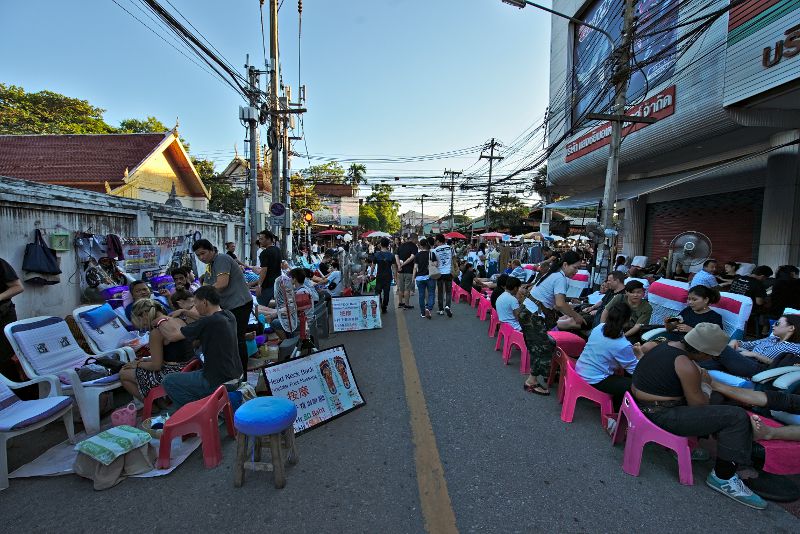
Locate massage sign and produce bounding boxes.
[264,346,365,434]
[565,85,676,162]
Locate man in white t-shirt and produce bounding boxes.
[496,276,525,331]
[433,234,454,317]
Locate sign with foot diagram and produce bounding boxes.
[263,345,365,434]
[331,295,382,332]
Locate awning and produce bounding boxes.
[545,174,686,209]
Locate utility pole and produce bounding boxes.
[246,63,260,264]
[268,0,281,242]
[442,169,462,231]
[479,138,503,230]
[419,195,426,235]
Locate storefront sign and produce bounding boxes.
[565,85,676,162]
[316,196,359,227]
[331,295,382,332]
[724,1,800,105]
[264,345,365,434]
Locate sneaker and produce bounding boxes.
[445,306,452,318]
[420,313,426,319]
[438,310,445,316]
[705,471,767,510]
[425,309,432,320]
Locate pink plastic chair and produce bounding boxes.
[454,285,471,305]
[498,323,530,374]
[560,358,614,424]
[488,308,501,337]
[494,322,510,351]
[470,288,482,308]
[611,392,694,485]
[142,358,202,419]
[476,297,491,321]
[547,332,587,388]
[549,348,576,403]
[156,385,236,469]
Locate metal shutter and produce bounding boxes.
[644,188,763,264]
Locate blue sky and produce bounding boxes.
[1,0,551,216]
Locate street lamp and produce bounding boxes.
[501,0,637,284]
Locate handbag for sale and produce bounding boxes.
[428,251,441,280]
[22,229,62,285]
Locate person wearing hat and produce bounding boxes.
[631,323,767,510]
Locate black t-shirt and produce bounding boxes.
[374,250,395,280]
[0,258,19,303]
[770,279,800,317]
[397,242,418,274]
[226,250,238,260]
[729,275,766,301]
[259,246,283,289]
[632,343,685,398]
[460,270,476,291]
[415,250,435,277]
[665,306,724,341]
[180,310,243,386]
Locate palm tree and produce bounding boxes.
[347,163,367,187]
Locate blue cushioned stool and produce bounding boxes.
[233,397,299,488]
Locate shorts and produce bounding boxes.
[397,272,414,292]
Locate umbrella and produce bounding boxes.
[361,230,374,237]
[545,234,565,241]
[574,235,589,241]
[444,231,466,240]
[480,232,505,239]
[318,229,346,236]
[370,231,391,238]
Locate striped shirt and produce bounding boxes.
[738,336,800,360]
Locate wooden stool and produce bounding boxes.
[233,397,299,488]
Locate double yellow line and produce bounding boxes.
[396,310,459,534]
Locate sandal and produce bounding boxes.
[523,383,550,396]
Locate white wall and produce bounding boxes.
[0,176,243,320]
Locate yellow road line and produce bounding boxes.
[396,310,459,534]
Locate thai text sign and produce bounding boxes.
[565,85,676,162]
[331,295,382,332]
[264,345,365,434]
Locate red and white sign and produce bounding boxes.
[565,85,676,162]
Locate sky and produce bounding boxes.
[1,0,552,218]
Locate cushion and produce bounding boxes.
[79,303,118,330]
[770,411,800,426]
[708,370,754,389]
[75,425,152,466]
[547,331,586,358]
[10,318,88,378]
[234,397,297,435]
[79,315,137,352]
[0,396,72,431]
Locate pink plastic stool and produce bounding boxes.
[498,323,530,374]
[560,358,614,424]
[476,297,491,321]
[547,332,586,388]
[611,392,694,485]
[488,308,501,337]
[549,348,576,403]
[451,282,461,300]
[454,285,471,305]
[470,288,482,308]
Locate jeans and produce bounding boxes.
[437,275,452,311]
[644,403,752,465]
[765,390,800,413]
[162,370,215,412]
[593,374,631,411]
[417,278,436,312]
[699,346,766,378]
[229,301,253,376]
[375,276,392,311]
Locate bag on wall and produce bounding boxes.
[22,229,62,285]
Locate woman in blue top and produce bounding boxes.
[576,301,642,410]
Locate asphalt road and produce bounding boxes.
[2,293,799,533]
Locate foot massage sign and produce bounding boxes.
[263,345,366,434]
[331,295,382,332]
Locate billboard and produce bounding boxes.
[723,0,800,105]
[316,196,359,226]
[573,0,678,123]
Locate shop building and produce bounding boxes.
[545,0,800,269]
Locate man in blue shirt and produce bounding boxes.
[690,259,720,290]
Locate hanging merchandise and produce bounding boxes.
[49,228,71,251]
[22,229,62,285]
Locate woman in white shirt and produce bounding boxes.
[576,301,642,411]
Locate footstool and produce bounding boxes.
[233,397,299,488]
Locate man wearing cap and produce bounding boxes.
[631,323,767,509]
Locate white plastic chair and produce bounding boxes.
[0,373,74,490]
[4,316,128,435]
[72,305,137,361]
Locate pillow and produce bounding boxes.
[80,303,118,330]
[75,425,152,465]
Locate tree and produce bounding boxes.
[358,203,380,231]
[347,163,367,187]
[118,116,169,133]
[303,162,346,184]
[289,172,323,229]
[0,83,116,134]
[364,184,400,233]
[487,194,531,231]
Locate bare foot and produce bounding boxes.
[750,415,774,441]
